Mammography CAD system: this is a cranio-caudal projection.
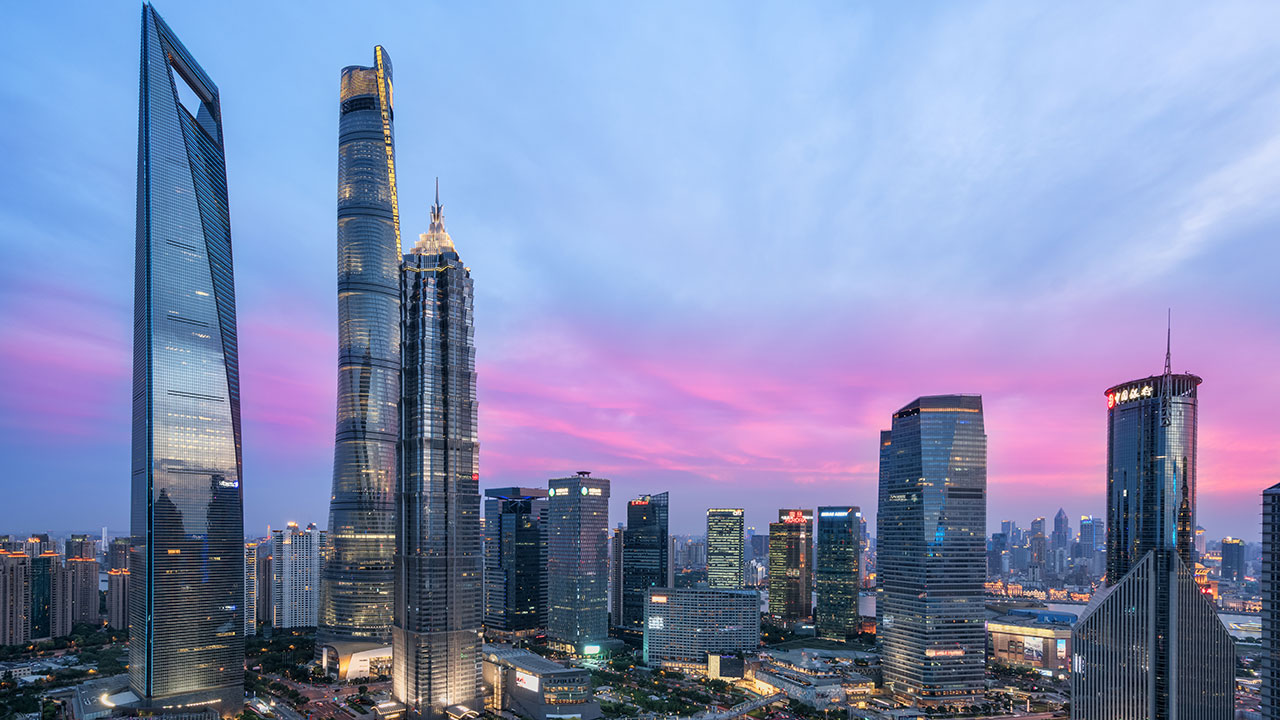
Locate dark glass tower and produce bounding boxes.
[815,506,862,641]
[705,508,746,590]
[547,473,610,653]
[877,395,986,707]
[320,46,401,656]
[1071,341,1233,719]
[619,492,670,631]
[767,509,813,622]
[393,196,482,718]
[1263,482,1280,719]
[131,5,244,713]
[483,488,548,639]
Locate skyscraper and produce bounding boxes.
[1071,337,1234,719]
[321,45,402,660]
[706,508,746,590]
[1051,509,1070,555]
[483,488,548,640]
[815,507,862,641]
[393,194,483,719]
[108,568,130,631]
[610,525,624,628]
[1077,516,1100,558]
[272,523,324,629]
[547,473,610,653]
[132,6,243,713]
[767,509,813,622]
[620,493,670,632]
[244,540,260,636]
[877,395,986,707]
[108,538,130,572]
[1263,482,1280,719]
[1221,537,1245,582]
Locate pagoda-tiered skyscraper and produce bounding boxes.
[392,190,483,719]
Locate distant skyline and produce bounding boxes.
[2,2,1279,540]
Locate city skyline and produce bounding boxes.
[4,3,1280,541]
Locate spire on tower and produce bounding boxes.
[1164,308,1172,376]
[1161,309,1173,427]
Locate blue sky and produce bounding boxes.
[2,2,1279,540]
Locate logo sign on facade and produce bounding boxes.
[1107,383,1154,408]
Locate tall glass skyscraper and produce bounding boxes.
[131,5,243,713]
[815,506,862,641]
[1071,342,1233,719]
[320,46,402,659]
[483,488,548,639]
[1263,481,1280,719]
[877,395,986,707]
[547,473,610,653]
[620,492,670,631]
[392,196,483,719]
[705,508,746,590]
[767,509,813,621]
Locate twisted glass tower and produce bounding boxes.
[131,5,243,714]
[320,46,401,658]
[393,194,483,719]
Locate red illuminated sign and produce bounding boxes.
[1107,393,1115,409]
[783,510,808,525]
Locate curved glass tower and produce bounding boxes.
[319,46,402,656]
[131,5,243,714]
[393,195,483,719]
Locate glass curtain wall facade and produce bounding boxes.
[321,46,402,654]
[815,506,862,641]
[547,473,610,652]
[131,6,244,714]
[706,509,746,590]
[1263,482,1280,719]
[767,509,813,622]
[1071,355,1234,720]
[877,395,986,707]
[483,488,548,639]
[393,201,483,719]
[620,493,669,631]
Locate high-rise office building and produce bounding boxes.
[483,488,547,640]
[256,542,273,630]
[767,509,813,622]
[547,473,610,653]
[1263,482,1280,719]
[815,507,862,641]
[706,509,746,590]
[131,7,243,712]
[321,44,402,660]
[1071,339,1234,719]
[1051,509,1070,555]
[642,588,760,669]
[244,540,260,636]
[272,523,323,629]
[878,395,986,707]
[393,195,483,719]
[1221,537,1245,582]
[108,569,130,631]
[619,493,670,631]
[31,552,58,639]
[988,533,1008,576]
[610,526,624,628]
[1077,516,1100,558]
[0,551,30,645]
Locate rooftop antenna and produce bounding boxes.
[1161,308,1172,427]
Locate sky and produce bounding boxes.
[2,2,1279,542]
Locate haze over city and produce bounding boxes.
[3,1,1279,539]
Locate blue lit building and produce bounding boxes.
[131,5,243,713]
[877,395,986,707]
[815,506,862,641]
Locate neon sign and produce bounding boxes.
[1107,383,1154,408]
[782,510,809,525]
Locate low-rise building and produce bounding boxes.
[482,645,600,720]
[986,608,1074,674]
